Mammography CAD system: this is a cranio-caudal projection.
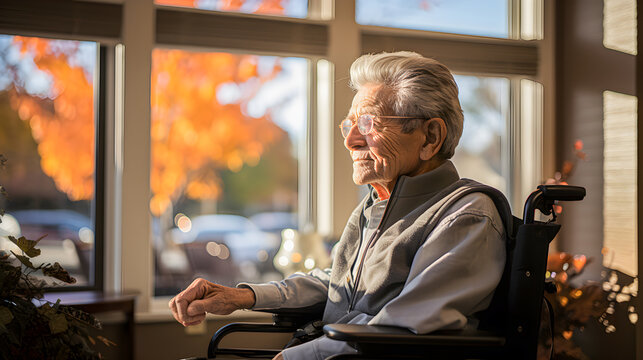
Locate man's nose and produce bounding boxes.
[344,124,367,150]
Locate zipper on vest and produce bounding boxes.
[346,199,370,313]
[347,180,401,313]
[347,227,380,313]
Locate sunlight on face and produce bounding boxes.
[344,84,427,191]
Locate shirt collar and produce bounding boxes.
[371,160,460,200]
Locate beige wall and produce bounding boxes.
[555,0,637,358]
[555,0,636,278]
[97,316,292,360]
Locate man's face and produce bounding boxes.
[344,83,428,191]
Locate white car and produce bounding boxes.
[172,214,280,261]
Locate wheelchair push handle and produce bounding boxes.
[523,185,586,224]
[538,184,586,201]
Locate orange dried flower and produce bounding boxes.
[574,139,584,151]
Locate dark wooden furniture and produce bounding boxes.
[42,291,136,360]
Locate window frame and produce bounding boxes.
[0,33,108,293]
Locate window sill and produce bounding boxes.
[136,298,273,324]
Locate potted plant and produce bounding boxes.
[0,154,112,359]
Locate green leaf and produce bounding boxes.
[7,235,44,258]
[38,303,56,319]
[48,312,68,334]
[0,306,13,326]
[39,303,69,335]
[42,262,76,284]
[10,250,37,269]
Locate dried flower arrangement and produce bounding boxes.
[544,139,587,214]
[538,141,638,359]
[541,252,638,360]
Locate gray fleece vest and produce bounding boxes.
[322,162,512,324]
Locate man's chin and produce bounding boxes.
[352,173,377,186]
[352,174,367,186]
[352,177,366,186]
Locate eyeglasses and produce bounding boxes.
[339,114,423,138]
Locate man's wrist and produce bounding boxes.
[236,288,256,309]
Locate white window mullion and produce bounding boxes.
[521,0,544,40]
[121,0,155,312]
[308,0,333,21]
[315,58,334,236]
[520,79,544,214]
[509,0,521,40]
[104,44,122,294]
[508,78,522,213]
[328,0,361,237]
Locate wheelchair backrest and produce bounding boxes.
[478,185,585,359]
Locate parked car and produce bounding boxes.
[0,209,93,286]
[168,214,280,286]
[249,212,298,234]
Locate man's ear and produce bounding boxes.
[420,118,447,161]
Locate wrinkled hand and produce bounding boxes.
[169,278,256,326]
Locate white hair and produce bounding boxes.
[349,51,464,159]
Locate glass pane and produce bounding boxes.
[156,0,308,18]
[452,75,509,195]
[356,0,509,38]
[0,35,98,287]
[151,49,307,296]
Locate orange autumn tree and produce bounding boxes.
[150,49,284,216]
[9,37,95,201]
[8,10,287,217]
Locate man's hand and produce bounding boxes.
[169,278,256,326]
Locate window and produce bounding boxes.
[452,75,510,194]
[356,0,509,38]
[0,35,101,288]
[150,48,308,296]
[155,0,308,18]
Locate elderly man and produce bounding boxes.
[170,51,510,360]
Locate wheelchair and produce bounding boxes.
[185,185,586,360]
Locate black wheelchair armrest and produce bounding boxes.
[256,301,326,327]
[207,322,298,358]
[323,324,506,359]
[206,302,326,358]
[324,324,505,346]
